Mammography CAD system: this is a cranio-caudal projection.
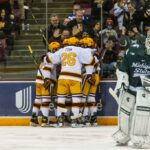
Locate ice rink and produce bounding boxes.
[0,126,150,150]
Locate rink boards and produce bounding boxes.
[0,80,118,126]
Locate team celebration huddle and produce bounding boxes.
[29,37,100,128]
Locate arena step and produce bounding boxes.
[3,0,73,79]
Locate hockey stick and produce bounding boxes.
[28,45,67,113]
[29,8,49,47]
[29,8,56,54]
[28,45,44,79]
[70,113,82,120]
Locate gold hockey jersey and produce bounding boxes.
[36,56,57,84]
[47,46,95,82]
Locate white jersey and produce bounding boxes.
[36,56,57,84]
[84,48,100,73]
[47,46,94,82]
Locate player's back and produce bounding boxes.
[58,45,93,82]
[47,45,94,82]
[60,46,84,73]
[36,56,56,84]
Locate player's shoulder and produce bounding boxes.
[126,44,145,57]
[63,46,82,52]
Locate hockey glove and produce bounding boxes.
[93,51,100,60]
[86,74,96,85]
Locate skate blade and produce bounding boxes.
[50,124,58,128]
[41,123,50,127]
[30,122,38,127]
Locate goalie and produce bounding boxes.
[112,33,150,148]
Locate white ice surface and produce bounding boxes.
[0,126,150,150]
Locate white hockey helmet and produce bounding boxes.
[145,36,150,55]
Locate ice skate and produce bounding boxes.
[41,116,49,127]
[30,113,39,127]
[71,119,79,128]
[57,116,64,127]
[83,116,91,127]
[49,120,57,127]
[90,115,97,127]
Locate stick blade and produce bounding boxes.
[71,113,82,120]
[27,45,33,54]
[57,106,68,113]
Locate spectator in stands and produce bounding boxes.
[74,0,92,17]
[120,25,145,47]
[62,18,71,30]
[10,0,25,21]
[101,36,118,78]
[0,9,14,56]
[46,14,63,43]
[67,3,89,22]
[118,25,130,47]
[102,0,117,19]
[123,2,136,29]
[91,21,101,48]
[116,50,125,68]
[91,0,104,20]
[81,30,90,38]
[91,0,116,22]
[141,5,150,34]
[124,2,149,33]
[113,0,128,30]
[99,18,118,44]
[68,3,81,20]
[10,0,29,32]
[10,12,21,35]
[134,0,145,12]
[60,29,70,43]
[115,28,130,68]
[67,10,91,38]
[0,0,11,15]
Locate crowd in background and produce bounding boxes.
[0,0,28,62]
[0,0,150,79]
[44,0,150,78]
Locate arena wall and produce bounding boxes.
[0,80,118,126]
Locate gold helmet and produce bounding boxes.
[68,37,79,45]
[48,41,60,52]
[82,37,95,47]
[79,39,84,45]
[62,38,70,45]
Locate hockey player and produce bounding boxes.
[112,33,150,148]
[47,37,95,127]
[30,41,60,127]
[80,37,100,126]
